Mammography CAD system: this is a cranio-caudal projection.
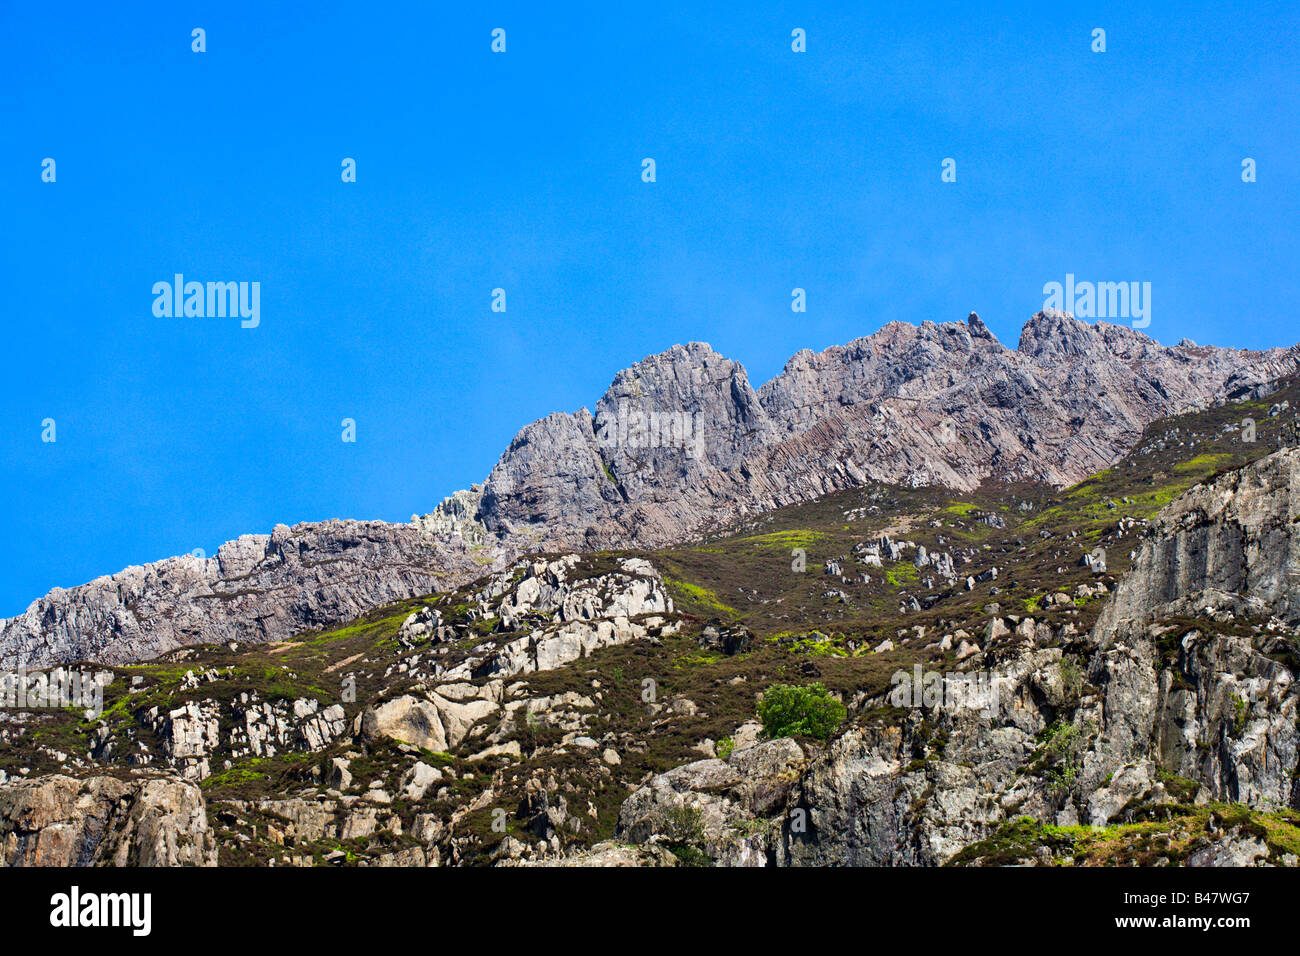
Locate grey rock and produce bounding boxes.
[0,774,217,866]
[477,311,1300,558]
[1100,446,1300,628]
[0,520,497,668]
[360,695,448,753]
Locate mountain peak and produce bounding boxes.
[966,311,996,340]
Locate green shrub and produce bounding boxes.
[1059,655,1084,699]
[1039,719,1089,794]
[1231,693,1249,735]
[661,804,711,867]
[716,737,735,760]
[757,683,846,741]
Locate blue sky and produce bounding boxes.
[1,0,1297,615]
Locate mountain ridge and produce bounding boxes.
[4,383,1299,867]
[467,309,1299,550]
[4,309,1297,668]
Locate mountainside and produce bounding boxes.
[1,379,1299,866]
[3,310,1297,672]
[468,310,1299,553]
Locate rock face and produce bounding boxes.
[0,519,498,668]
[0,774,217,866]
[468,312,1300,553]
[132,693,349,782]
[1099,446,1300,628]
[2,310,1296,670]
[615,737,807,866]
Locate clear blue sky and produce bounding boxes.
[1,0,1297,615]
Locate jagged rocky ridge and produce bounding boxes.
[469,311,1299,554]
[0,520,495,669]
[2,311,1297,672]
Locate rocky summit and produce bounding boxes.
[469,311,1298,552]
[3,313,1300,868]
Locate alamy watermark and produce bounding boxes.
[1043,274,1151,328]
[610,401,705,458]
[890,665,1007,718]
[0,665,106,718]
[50,886,150,936]
[152,274,260,328]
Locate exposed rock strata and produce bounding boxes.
[0,520,497,668]
[471,312,1299,555]
[0,774,216,866]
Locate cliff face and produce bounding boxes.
[0,520,497,668]
[0,774,217,866]
[473,311,1300,552]
[1098,446,1300,628]
[3,310,1296,669]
